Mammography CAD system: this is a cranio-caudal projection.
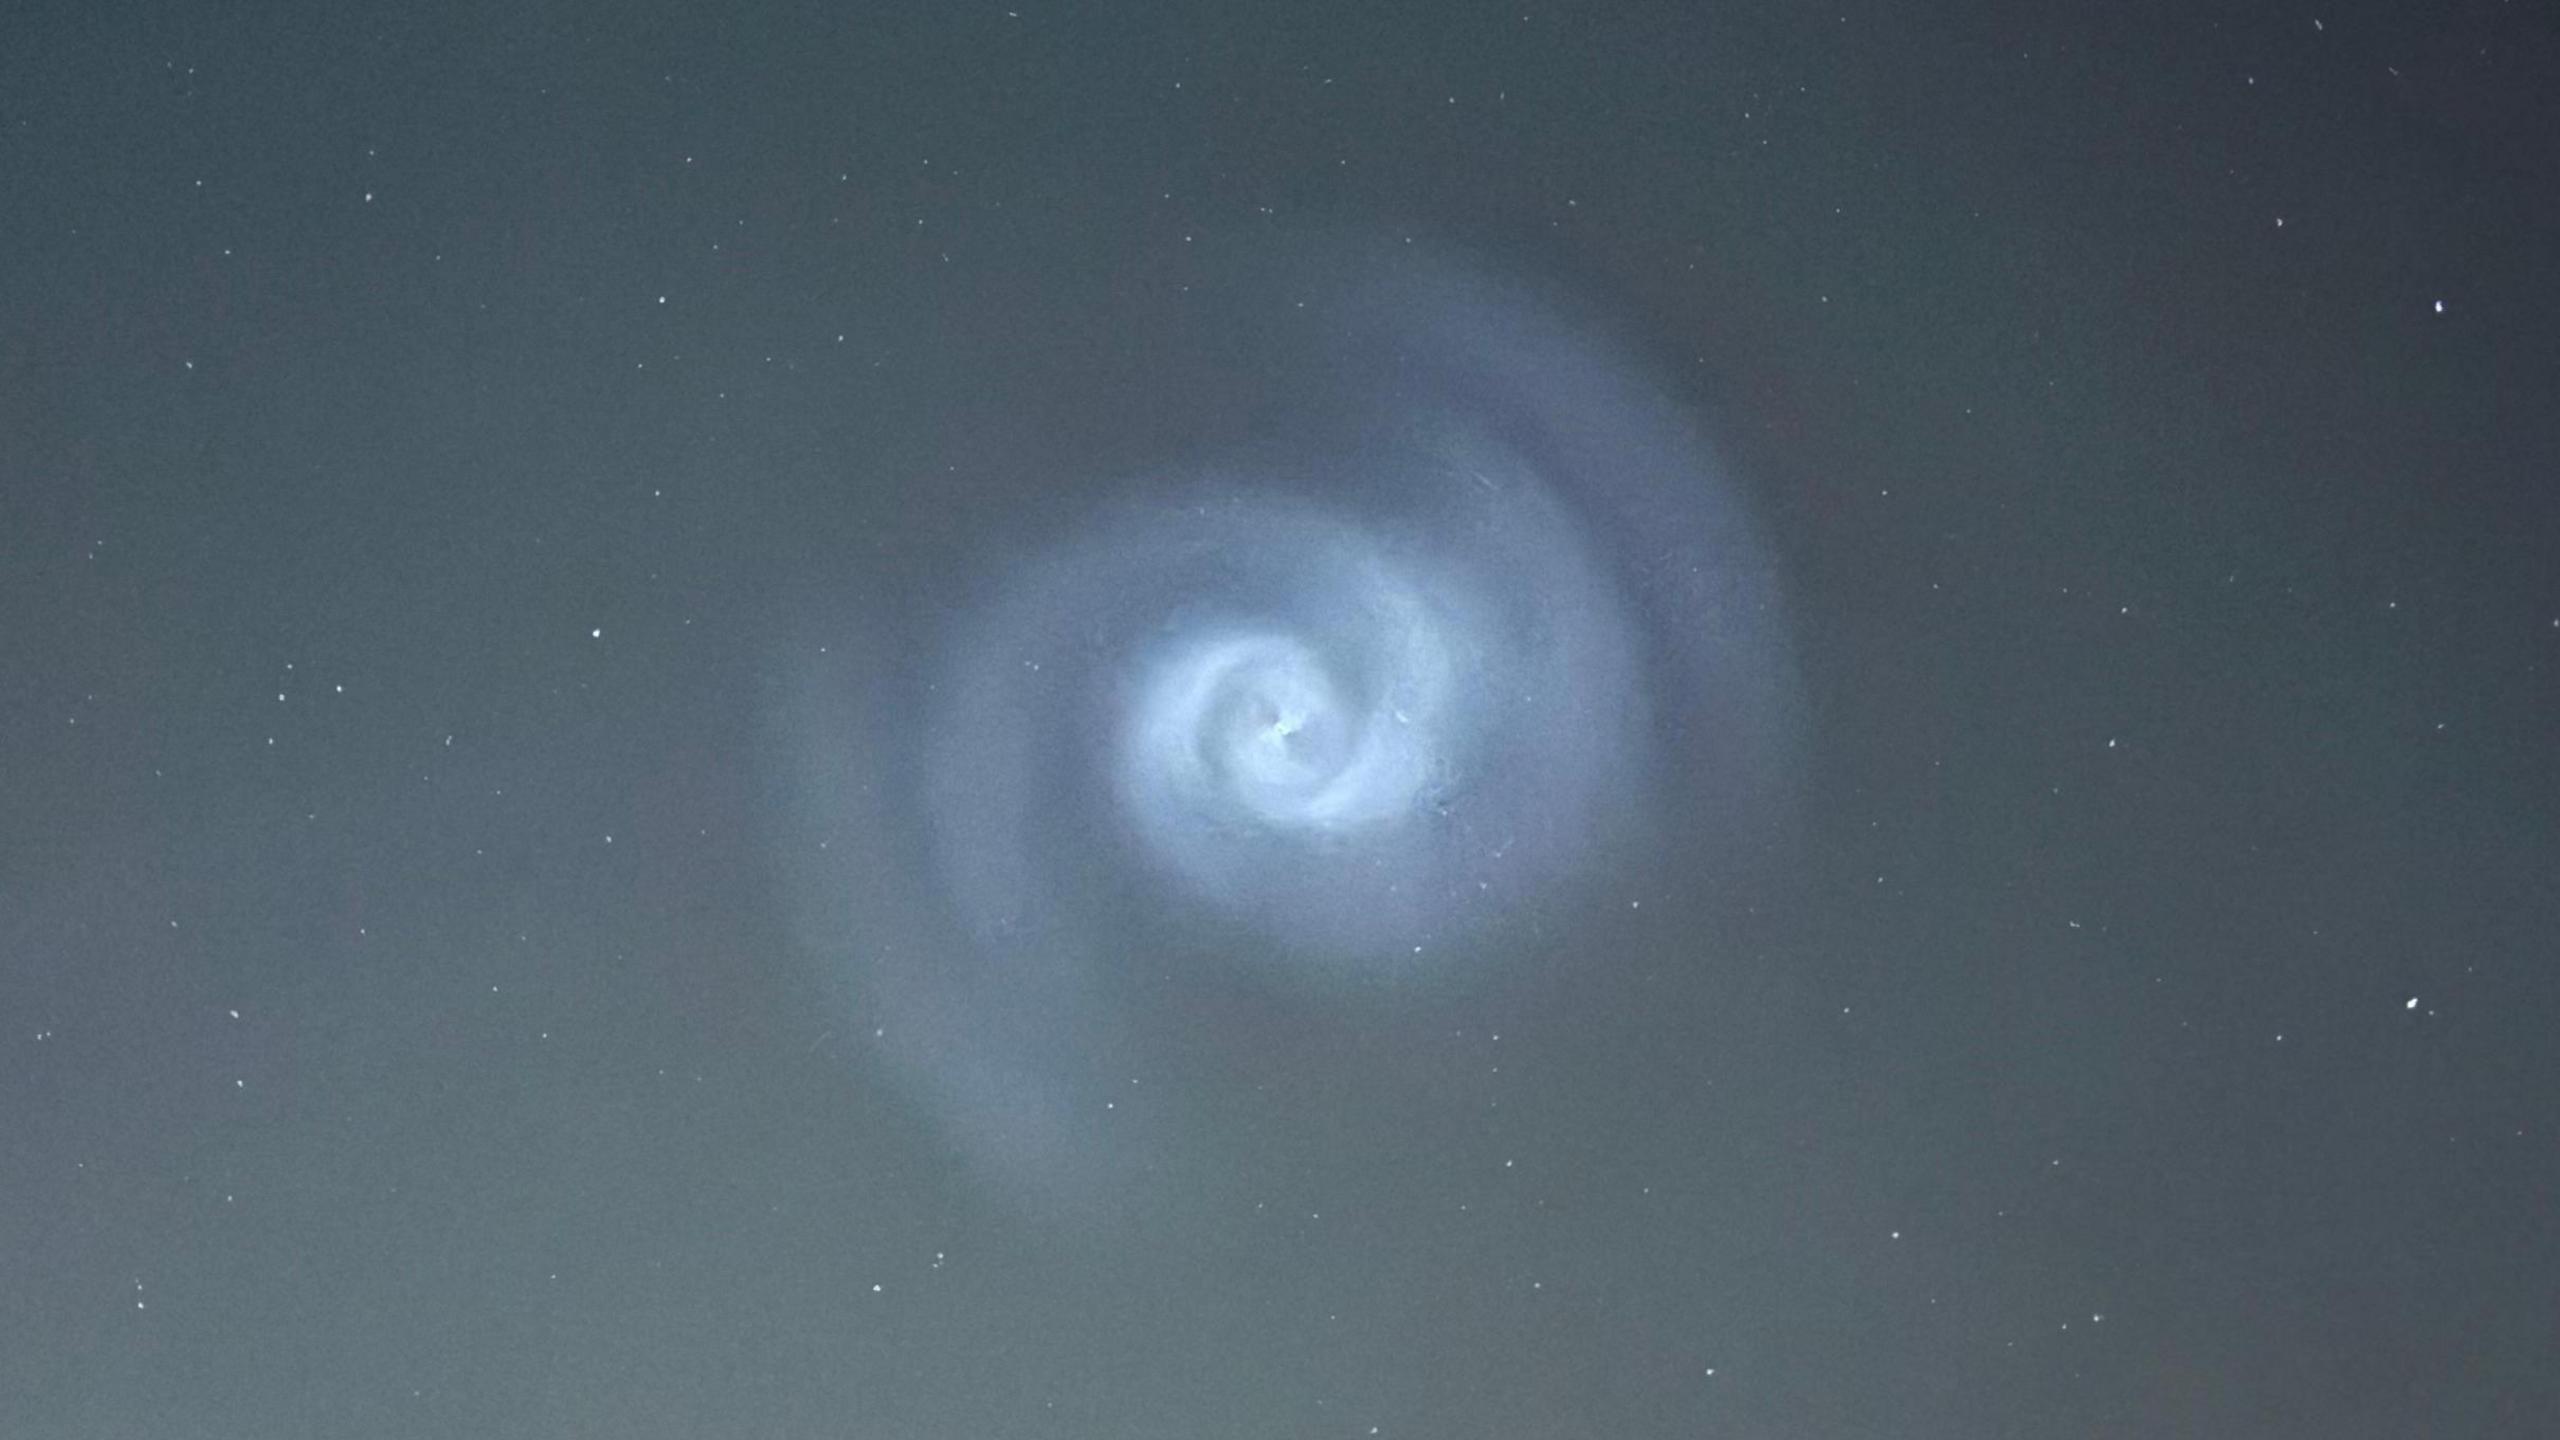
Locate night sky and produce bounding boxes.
[7,2,2558,1436]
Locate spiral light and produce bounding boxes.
[785,242,1796,1209]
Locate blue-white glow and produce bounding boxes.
[779,241,1797,1212]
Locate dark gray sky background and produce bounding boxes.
[6,2,2556,1436]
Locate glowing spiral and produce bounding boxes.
[929,472,1644,978]
[780,240,1796,1210]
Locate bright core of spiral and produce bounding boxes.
[1121,533,1458,875]
[1131,626,1431,832]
